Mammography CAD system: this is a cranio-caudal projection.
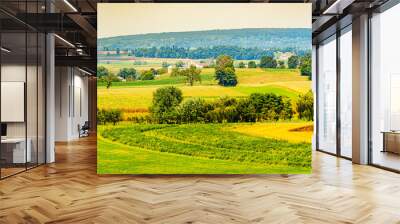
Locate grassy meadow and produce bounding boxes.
[98,122,312,174]
[97,58,313,174]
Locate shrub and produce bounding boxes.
[248,61,257,68]
[97,109,123,125]
[97,66,109,78]
[150,86,183,123]
[300,53,311,78]
[238,62,246,68]
[97,109,107,125]
[147,87,295,124]
[178,98,212,123]
[297,90,314,121]
[223,105,239,122]
[259,56,277,68]
[170,67,182,77]
[150,68,158,76]
[236,98,256,122]
[249,93,293,121]
[107,109,123,125]
[205,108,224,123]
[157,67,168,75]
[215,96,237,108]
[281,97,294,120]
[118,68,137,80]
[288,55,299,69]
[211,97,239,123]
[140,70,155,80]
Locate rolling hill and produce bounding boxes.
[98,28,311,53]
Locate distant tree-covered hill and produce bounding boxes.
[98,28,311,60]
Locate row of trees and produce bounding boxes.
[259,54,311,72]
[112,46,309,61]
[167,55,238,87]
[212,53,311,87]
[211,53,311,79]
[97,66,169,88]
[234,54,311,78]
[159,54,310,72]
[98,87,313,125]
[148,86,313,124]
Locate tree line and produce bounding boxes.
[123,86,313,124]
[98,87,314,125]
[97,66,168,88]
[107,46,310,61]
[257,54,311,78]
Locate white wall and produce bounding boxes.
[55,67,89,141]
[1,63,46,164]
[55,66,70,141]
[1,64,26,138]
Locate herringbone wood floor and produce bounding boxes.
[1,136,400,224]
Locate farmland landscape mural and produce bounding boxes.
[97,3,313,174]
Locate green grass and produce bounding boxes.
[98,123,311,174]
[98,76,187,88]
[98,137,309,174]
[97,84,300,112]
[234,85,299,100]
[97,60,313,174]
[97,68,306,112]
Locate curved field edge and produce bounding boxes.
[97,123,312,174]
[97,135,311,174]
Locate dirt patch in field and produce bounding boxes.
[289,125,313,132]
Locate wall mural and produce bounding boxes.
[97,3,313,174]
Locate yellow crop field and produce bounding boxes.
[236,68,308,83]
[228,122,313,144]
[98,87,156,110]
[98,84,302,112]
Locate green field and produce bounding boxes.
[98,67,311,113]
[97,59,313,174]
[98,122,312,174]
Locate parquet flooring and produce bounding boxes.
[1,136,400,223]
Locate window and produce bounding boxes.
[339,27,352,158]
[370,3,400,171]
[317,35,337,154]
[0,2,46,179]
